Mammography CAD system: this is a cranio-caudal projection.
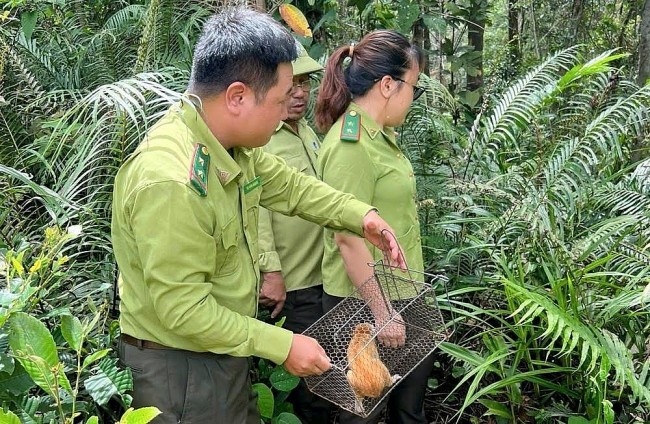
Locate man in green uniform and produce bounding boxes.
[112,8,405,424]
[257,45,332,424]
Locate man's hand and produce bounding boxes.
[361,210,407,269]
[259,271,286,318]
[283,334,331,377]
[375,311,406,348]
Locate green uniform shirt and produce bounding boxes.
[317,103,424,298]
[112,98,373,365]
[258,119,324,291]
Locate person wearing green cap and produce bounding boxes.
[257,43,332,424]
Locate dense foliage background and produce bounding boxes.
[1,0,649,423]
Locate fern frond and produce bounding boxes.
[600,330,650,405]
[581,84,650,159]
[466,47,580,175]
[506,280,600,372]
[505,280,650,405]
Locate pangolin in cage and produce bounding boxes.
[346,323,401,412]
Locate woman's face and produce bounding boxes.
[385,61,420,127]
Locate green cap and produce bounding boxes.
[292,44,323,76]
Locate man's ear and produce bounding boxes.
[224,82,249,115]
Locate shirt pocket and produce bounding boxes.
[215,215,240,276]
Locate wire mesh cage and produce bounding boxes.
[303,260,451,417]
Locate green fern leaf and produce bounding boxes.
[84,356,132,405]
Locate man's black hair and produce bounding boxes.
[188,7,298,101]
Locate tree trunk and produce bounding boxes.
[639,0,650,85]
[467,17,484,92]
[467,0,490,91]
[412,18,431,76]
[508,0,520,75]
[570,0,584,44]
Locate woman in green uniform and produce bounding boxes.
[315,30,430,424]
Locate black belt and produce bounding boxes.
[121,333,172,350]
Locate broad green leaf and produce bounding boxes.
[272,412,302,424]
[86,417,99,424]
[9,312,71,395]
[0,409,21,424]
[117,407,162,424]
[423,15,446,33]
[20,11,37,40]
[445,2,462,15]
[270,367,299,392]
[61,314,84,352]
[8,314,55,363]
[396,3,420,32]
[84,357,133,405]
[252,382,274,419]
[82,349,111,370]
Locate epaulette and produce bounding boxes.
[340,110,361,142]
[188,143,210,197]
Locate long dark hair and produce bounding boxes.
[315,30,422,133]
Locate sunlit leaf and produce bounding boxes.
[279,4,312,38]
[0,409,21,424]
[117,407,161,424]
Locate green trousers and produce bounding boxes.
[119,339,259,424]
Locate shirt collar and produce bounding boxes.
[274,118,309,137]
[175,95,243,186]
[347,102,397,145]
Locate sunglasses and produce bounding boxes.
[393,77,425,101]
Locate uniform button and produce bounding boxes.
[409,172,414,177]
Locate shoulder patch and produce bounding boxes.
[188,143,210,197]
[340,110,361,142]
